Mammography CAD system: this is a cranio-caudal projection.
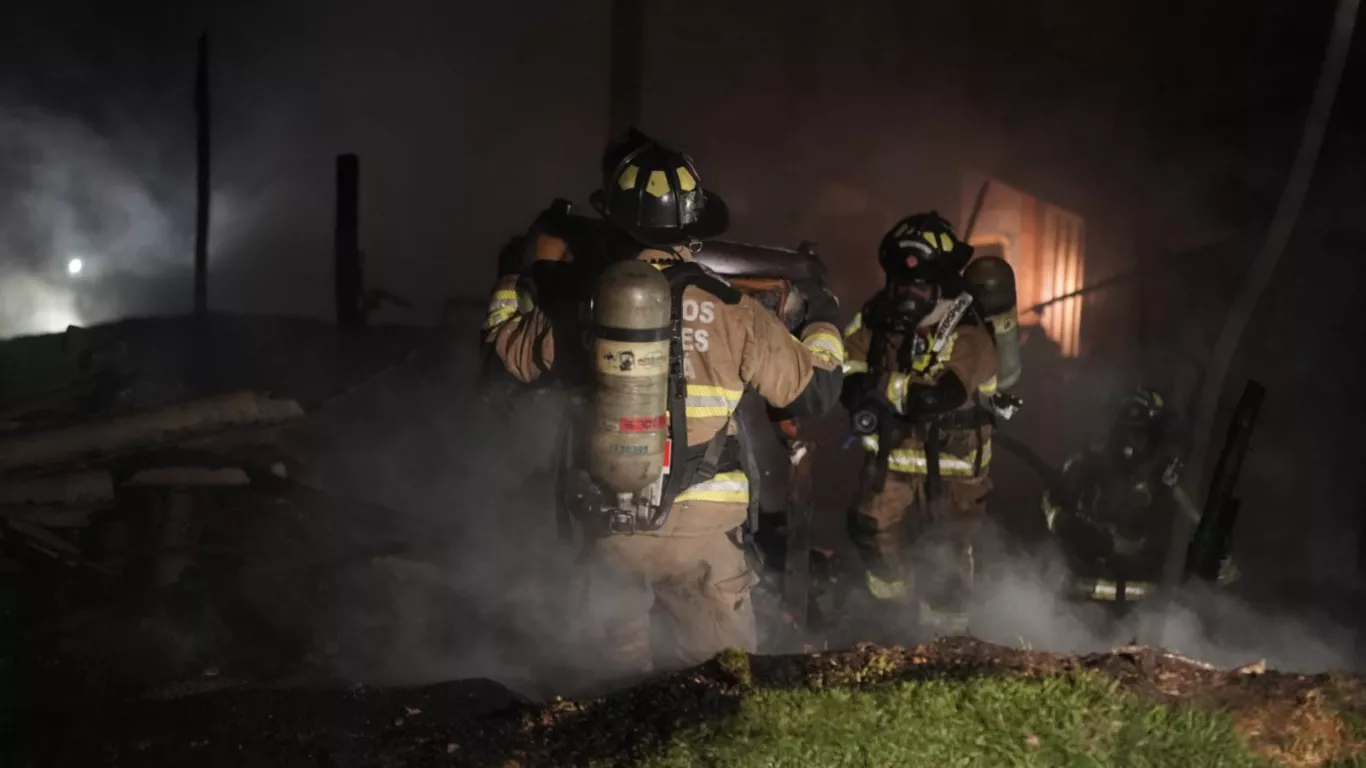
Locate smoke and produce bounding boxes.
[0,105,184,337]
[197,320,618,697]
[968,520,1359,674]
[0,268,84,338]
[0,99,300,338]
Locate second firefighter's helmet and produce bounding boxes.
[590,134,730,247]
[1108,386,1170,464]
[878,211,974,284]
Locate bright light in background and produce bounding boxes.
[67,257,83,276]
[962,174,1087,357]
[0,269,84,339]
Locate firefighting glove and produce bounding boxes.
[1217,555,1241,587]
[900,372,969,417]
[522,261,579,309]
[848,389,897,437]
[796,280,840,329]
[1041,491,1062,532]
[497,232,535,278]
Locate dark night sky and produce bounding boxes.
[3,0,1363,596]
[0,0,1344,317]
[0,0,1346,323]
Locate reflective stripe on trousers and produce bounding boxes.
[860,436,992,476]
[674,470,749,504]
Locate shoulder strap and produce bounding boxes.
[653,262,740,514]
[931,292,975,354]
[662,261,743,305]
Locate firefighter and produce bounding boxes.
[482,130,843,679]
[841,212,999,639]
[1041,386,1238,604]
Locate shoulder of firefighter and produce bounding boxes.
[840,302,999,477]
[482,244,844,426]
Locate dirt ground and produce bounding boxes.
[12,636,1365,767]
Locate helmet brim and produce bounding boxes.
[590,189,731,247]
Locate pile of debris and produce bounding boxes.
[0,388,305,586]
[0,315,454,697]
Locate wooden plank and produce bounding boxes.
[0,471,114,505]
[7,519,81,555]
[0,505,96,528]
[124,466,250,488]
[0,391,304,471]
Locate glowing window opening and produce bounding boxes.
[962,174,1085,357]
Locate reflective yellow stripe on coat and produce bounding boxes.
[860,435,992,477]
[801,328,845,368]
[483,289,518,331]
[675,470,749,504]
[685,385,743,419]
[842,313,868,374]
[483,288,523,342]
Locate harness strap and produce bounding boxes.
[925,420,943,500]
[642,261,743,529]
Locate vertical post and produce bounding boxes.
[334,154,365,330]
[607,0,643,139]
[194,33,211,322]
[192,32,212,394]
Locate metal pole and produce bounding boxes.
[334,154,364,330]
[607,0,643,140]
[1145,0,1358,646]
[963,180,991,241]
[193,33,211,321]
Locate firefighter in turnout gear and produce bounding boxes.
[483,129,844,679]
[842,212,999,639]
[1041,386,1238,605]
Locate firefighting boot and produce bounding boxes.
[861,569,921,646]
[914,540,974,639]
[917,601,971,638]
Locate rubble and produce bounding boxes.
[0,390,305,472]
[0,311,440,578]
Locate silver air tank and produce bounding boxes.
[963,255,1022,390]
[589,259,673,498]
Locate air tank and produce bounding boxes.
[963,255,1022,390]
[589,259,673,495]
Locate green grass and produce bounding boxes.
[629,673,1267,768]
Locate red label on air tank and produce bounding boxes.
[619,414,667,432]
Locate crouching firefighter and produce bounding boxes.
[1041,386,1239,607]
[842,212,1018,639]
[482,132,844,679]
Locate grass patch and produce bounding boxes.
[634,672,1267,768]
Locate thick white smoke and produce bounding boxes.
[969,521,1359,674]
[0,104,268,339]
[0,269,83,338]
[0,106,186,337]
